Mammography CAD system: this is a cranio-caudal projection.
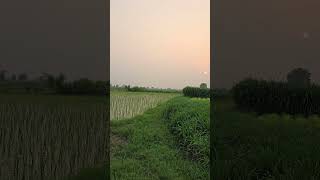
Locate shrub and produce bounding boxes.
[232,78,320,116]
[183,86,210,98]
[162,97,209,167]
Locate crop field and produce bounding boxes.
[110,91,178,120]
[0,95,108,180]
[213,97,320,179]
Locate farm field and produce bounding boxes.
[110,92,209,180]
[0,94,108,180]
[212,97,320,179]
[110,91,178,120]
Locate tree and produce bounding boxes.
[11,74,17,81]
[18,73,28,81]
[0,70,7,81]
[41,73,55,88]
[124,85,131,91]
[55,73,66,89]
[73,78,95,94]
[200,83,208,89]
[287,68,311,89]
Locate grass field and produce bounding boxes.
[0,94,108,180]
[213,97,320,180]
[111,93,209,179]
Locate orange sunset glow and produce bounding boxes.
[111,0,210,89]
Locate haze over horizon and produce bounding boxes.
[213,0,320,89]
[0,0,107,82]
[111,0,210,89]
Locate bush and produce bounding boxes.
[162,97,209,167]
[183,86,210,98]
[232,78,320,116]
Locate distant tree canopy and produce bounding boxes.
[18,73,28,81]
[0,70,7,81]
[232,77,320,117]
[287,68,311,89]
[110,84,181,93]
[0,70,109,96]
[200,83,208,89]
[11,74,17,81]
[183,86,210,98]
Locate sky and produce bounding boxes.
[213,0,320,89]
[0,0,107,81]
[111,0,210,89]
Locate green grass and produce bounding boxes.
[111,99,208,180]
[212,97,320,180]
[162,97,210,167]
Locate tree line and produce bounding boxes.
[111,84,181,93]
[183,83,210,98]
[0,70,109,96]
[232,68,320,117]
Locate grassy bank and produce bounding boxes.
[213,97,320,180]
[111,97,208,179]
[162,97,210,167]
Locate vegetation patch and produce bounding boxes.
[162,97,210,167]
[213,97,320,180]
[111,101,208,180]
[110,91,178,120]
[183,86,210,98]
[232,78,320,116]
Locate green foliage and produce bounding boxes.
[287,68,311,89]
[162,97,209,167]
[110,84,181,94]
[18,73,28,81]
[232,78,320,116]
[0,70,7,80]
[0,70,109,95]
[183,86,210,98]
[200,83,208,89]
[213,97,320,179]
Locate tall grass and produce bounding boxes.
[0,98,108,180]
[213,97,320,179]
[162,97,210,168]
[110,91,178,120]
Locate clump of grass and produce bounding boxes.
[162,97,209,167]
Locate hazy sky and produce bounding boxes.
[111,0,210,89]
[0,0,107,81]
[213,0,320,89]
